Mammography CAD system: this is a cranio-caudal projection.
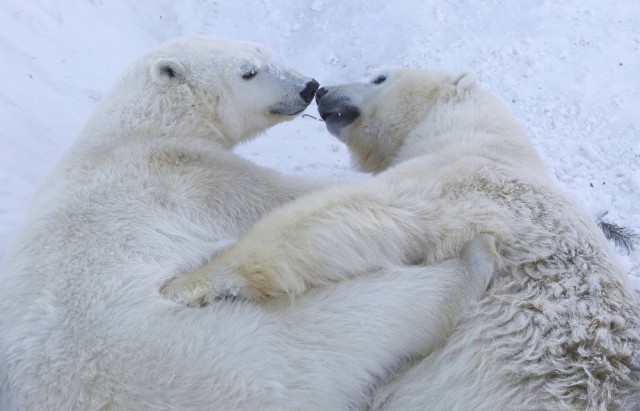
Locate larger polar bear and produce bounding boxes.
[166,68,640,409]
[0,36,499,410]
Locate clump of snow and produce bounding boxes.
[0,1,638,288]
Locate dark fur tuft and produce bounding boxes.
[597,213,639,254]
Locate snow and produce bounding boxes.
[1,1,638,289]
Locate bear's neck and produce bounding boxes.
[395,90,546,172]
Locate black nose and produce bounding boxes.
[315,86,328,102]
[300,79,319,104]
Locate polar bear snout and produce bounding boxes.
[315,86,329,101]
[269,79,320,116]
[316,87,361,138]
[300,79,320,104]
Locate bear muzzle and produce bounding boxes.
[300,79,320,104]
[316,87,361,137]
[270,79,320,116]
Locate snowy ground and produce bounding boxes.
[1,1,638,289]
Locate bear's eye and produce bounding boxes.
[242,69,258,80]
[372,75,387,85]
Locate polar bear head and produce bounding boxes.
[315,68,477,173]
[112,36,319,148]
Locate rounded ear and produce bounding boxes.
[452,70,477,90]
[151,58,186,85]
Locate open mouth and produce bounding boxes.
[318,104,360,137]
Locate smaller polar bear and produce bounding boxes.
[165,68,640,409]
[0,36,498,410]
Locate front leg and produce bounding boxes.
[161,181,499,305]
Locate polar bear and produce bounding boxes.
[165,68,640,409]
[0,37,499,410]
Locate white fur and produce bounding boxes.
[0,37,498,410]
[169,68,640,409]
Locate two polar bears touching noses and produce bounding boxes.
[0,35,638,410]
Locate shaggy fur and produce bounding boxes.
[167,68,640,409]
[0,37,498,410]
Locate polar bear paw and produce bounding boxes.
[460,233,500,291]
[160,263,263,307]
